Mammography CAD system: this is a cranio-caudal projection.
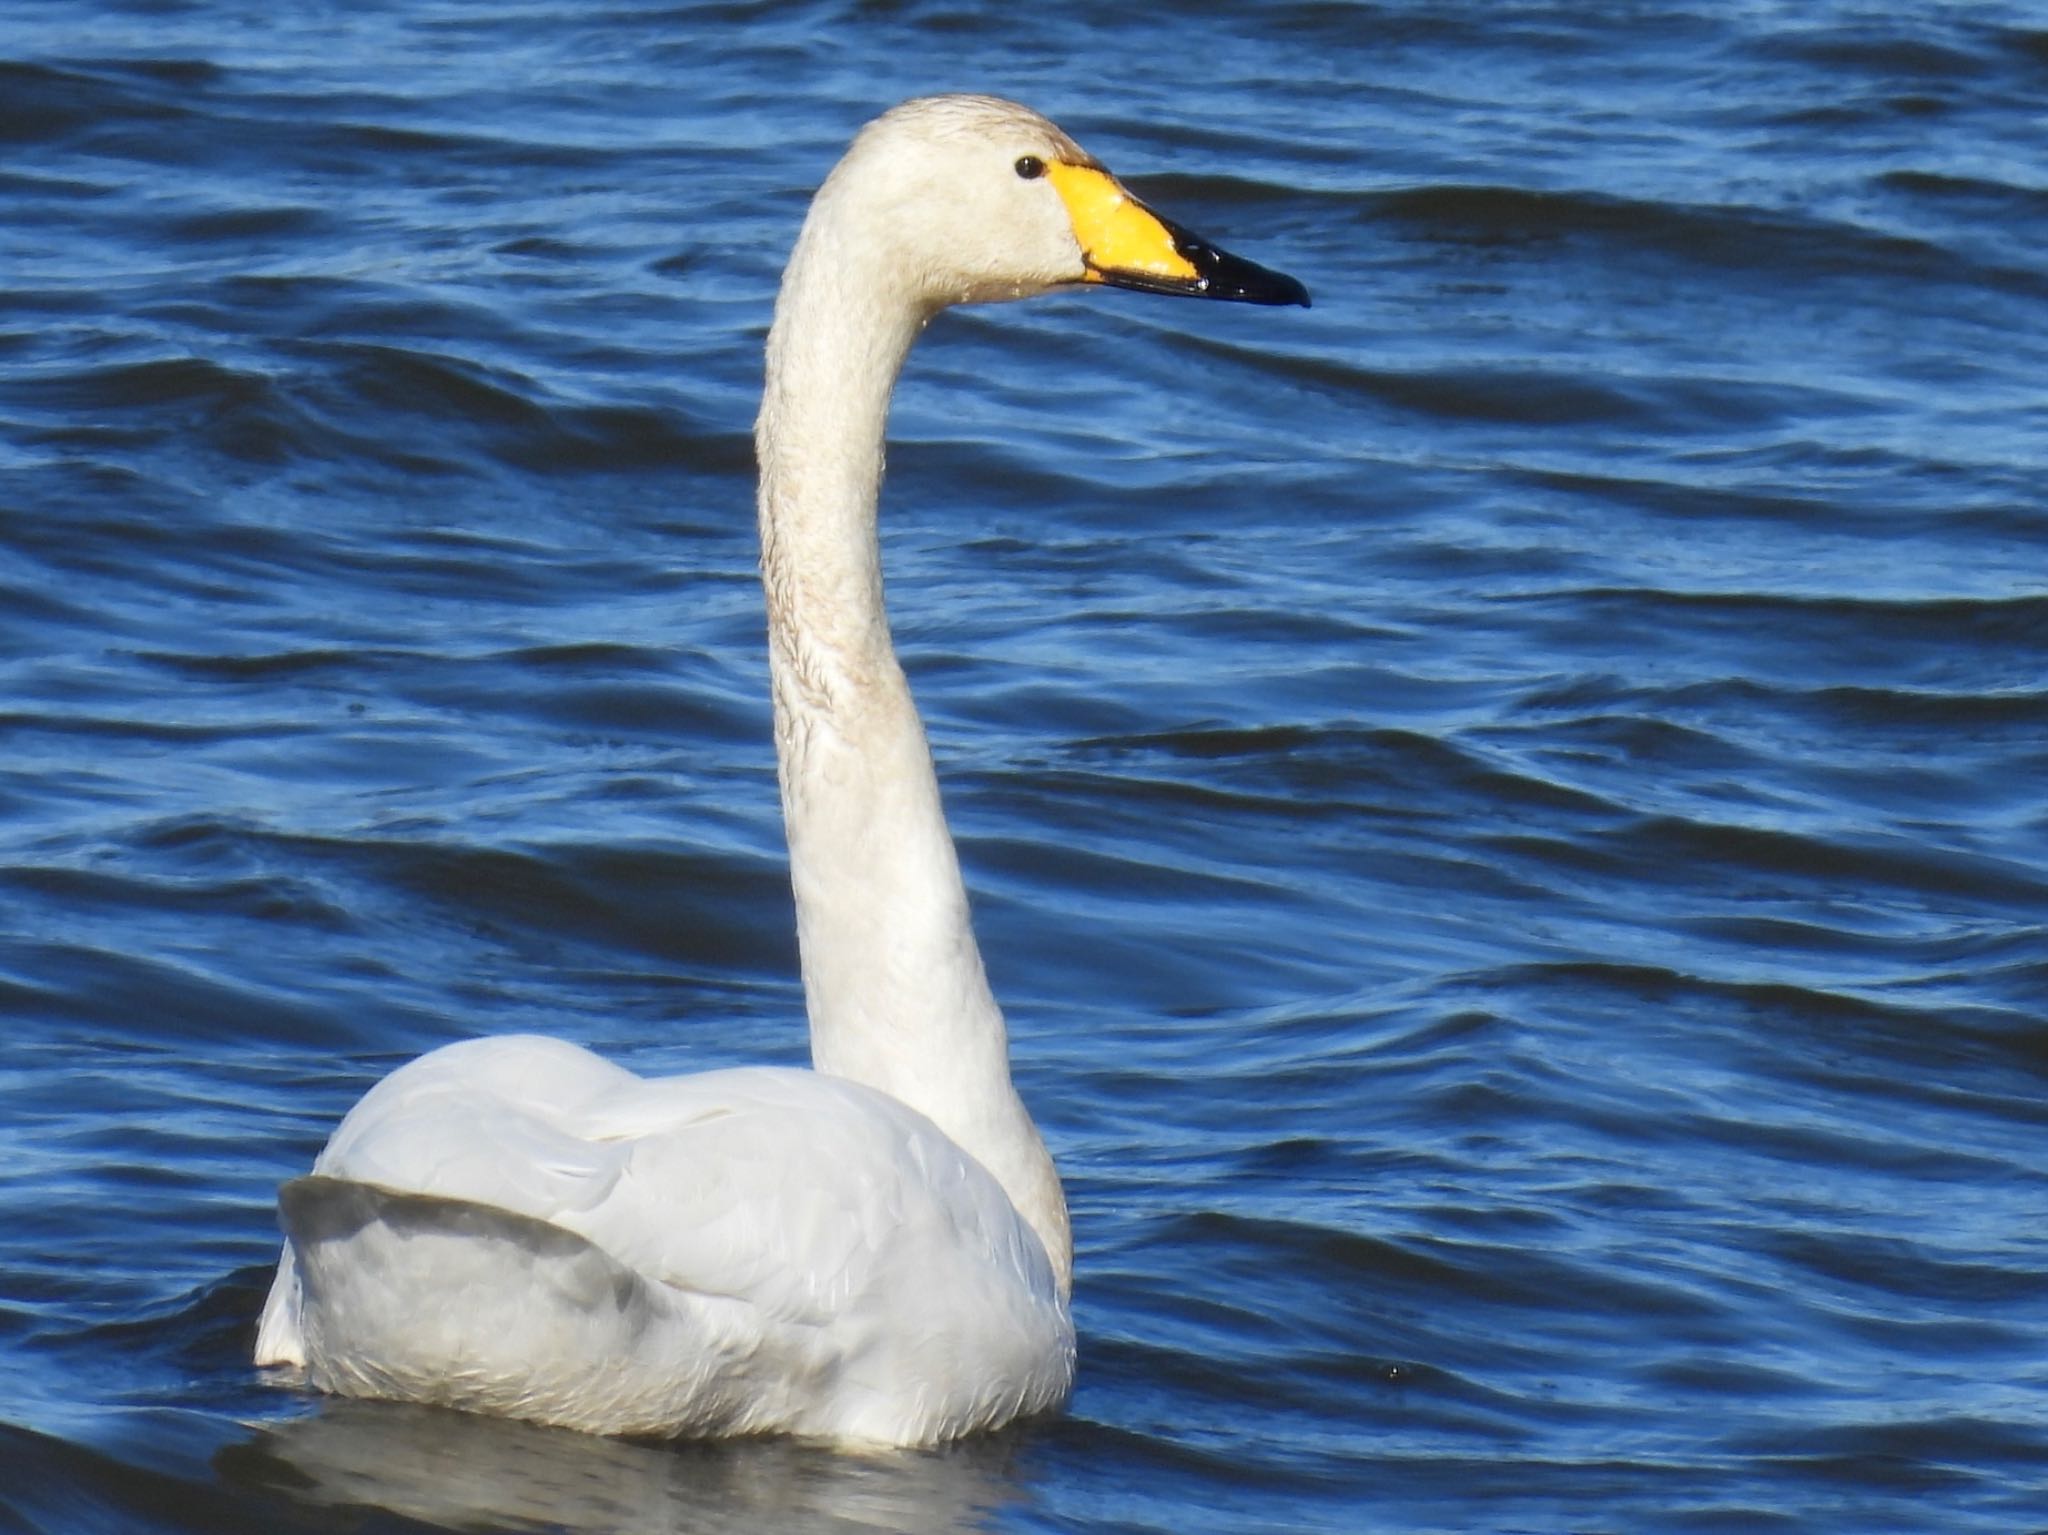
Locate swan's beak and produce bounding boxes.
[1046,161,1310,308]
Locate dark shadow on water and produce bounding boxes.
[215,1397,1033,1534]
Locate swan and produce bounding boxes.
[254,93,1308,1448]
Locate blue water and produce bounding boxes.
[4,2,2047,1531]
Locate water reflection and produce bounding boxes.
[218,1399,1030,1534]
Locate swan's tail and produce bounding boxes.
[254,1239,306,1367]
[267,1176,703,1435]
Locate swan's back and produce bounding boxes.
[261,1036,1073,1444]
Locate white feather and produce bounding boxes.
[261,1037,1070,1443]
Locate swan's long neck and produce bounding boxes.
[756,202,1071,1292]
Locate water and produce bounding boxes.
[3,1,2046,1530]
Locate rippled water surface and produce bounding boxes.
[4,2,2047,1531]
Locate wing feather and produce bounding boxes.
[273,1034,1071,1440]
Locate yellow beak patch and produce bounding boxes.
[1044,161,1199,285]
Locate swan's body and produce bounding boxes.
[256,94,1305,1447]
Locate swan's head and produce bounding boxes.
[811,95,1310,312]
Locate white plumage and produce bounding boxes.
[256,94,1304,1447]
[259,1037,1069,1442]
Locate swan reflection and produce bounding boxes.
[218,1398,1030,1534]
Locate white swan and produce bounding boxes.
[255,93,1307,1448]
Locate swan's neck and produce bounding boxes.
[755,214,1071,1292]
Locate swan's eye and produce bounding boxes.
[1014,155,1045,180]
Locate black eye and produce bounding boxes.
[1014,155,1045,180]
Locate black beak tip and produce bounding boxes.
[1236,267,1311,308]
[1166,217,1308,308]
